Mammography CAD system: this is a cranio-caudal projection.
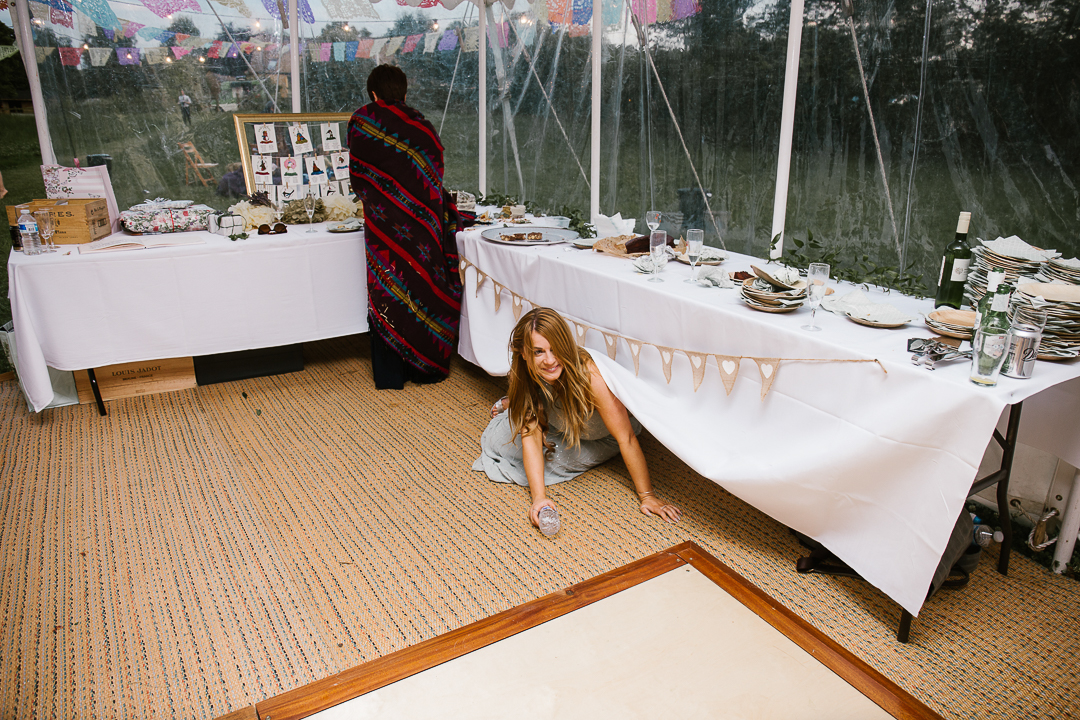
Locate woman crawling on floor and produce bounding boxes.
[473,307,682,530]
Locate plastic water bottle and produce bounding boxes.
[538,506,560,537]
[17,209,41,255]
[973,524,1004,547]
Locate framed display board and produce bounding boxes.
[233,112,353,202]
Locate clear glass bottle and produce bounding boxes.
[970,279,1013,386]
[972,270,1006,331]
[934,211,973,309]
[17,209,41,255]
[538,505,560,537]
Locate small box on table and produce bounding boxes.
[6,199,112,244]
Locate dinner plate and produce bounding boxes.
[481,227,580,246]
[847,314,908,329]
[675,254,724,266]
[326,221,363,233]
[573,238,597,249]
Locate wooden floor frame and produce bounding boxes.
[218,541,942,720]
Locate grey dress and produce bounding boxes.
[473,396,642,487]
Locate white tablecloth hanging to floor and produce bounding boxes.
[454,229,1080,616]
[7,223,368,412]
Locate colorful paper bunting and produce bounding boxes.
[332,41,345,61]
[58,47,82,65]
[423,31,440,53]
[345,40,358,59]
[383,36,404,56]
[34,47,55,63]
[116,47,140,65]
[462,27,479,52]
[402,34,422,53]
[0,46,19,62]
[144,47,169,64]
[138,0,200,19]
[437,29,458,51]
[321,0,379,19]
[171,46,191,59]
[88,47,112,65]
[70,0,121,31]
[260,0,312,23]
[356,38,373,58]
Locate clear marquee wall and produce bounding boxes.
[2,0,1077,289]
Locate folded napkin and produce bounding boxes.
[694,246,728,262]
[592,212,636,239]
[696,267,735,288]
[981,235,1059,262]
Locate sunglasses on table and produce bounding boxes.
[257,223,288,235]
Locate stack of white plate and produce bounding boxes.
[1035,257,1080,285]
[925,308,976,339]
[1013,282,1080,359]
[964,236,1059,306]
[740,277,806,313]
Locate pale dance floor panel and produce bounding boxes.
[315,566,892,720]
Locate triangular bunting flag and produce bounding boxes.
[627,339,643,376]
[657,345,675,383]
[574,322,587,346]
[685,351,707,391]
[475,270,488,297]
[492,282,502,312]
[714,355,740,396]
[602,332,618,360]
[35,46,56,63]
[0,46,19,63]
[754,358,779,400]
[88,47,112,66]
[458,258,467,285]
[512,294,523,321]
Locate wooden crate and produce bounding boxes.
[73,357,196,405]
[7,198,112,244]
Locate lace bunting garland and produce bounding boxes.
[459,256,887,399]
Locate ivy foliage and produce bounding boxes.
[773,231,926,297]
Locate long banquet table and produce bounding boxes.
[455,226,1080,616]
[7,223,368,412]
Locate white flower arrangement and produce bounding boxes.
[228,200,276,231]
[322,194,362,221]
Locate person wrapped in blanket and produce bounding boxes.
[348,65,463,389]
[474,307,682,530]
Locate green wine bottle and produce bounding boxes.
[970,279,1013,386]
[934,211,973,309]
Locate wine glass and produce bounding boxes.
[303,187,318,233]
[684,228,703,283]
[648,230,667,283]
[645,210,661,234]
[801,262,830,331]
[33,209,57,253]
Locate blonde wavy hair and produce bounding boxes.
[507,308,596,456]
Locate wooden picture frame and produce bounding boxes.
[232,112,353,196]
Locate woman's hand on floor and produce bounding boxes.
[490,396,508,418]
[641,495,681,524]
[530,498,556,527]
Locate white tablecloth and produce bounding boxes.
[8,223,368,412]
[455,228,1080,615]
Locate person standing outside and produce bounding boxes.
[348,64,463,389]
[178,90,192,126]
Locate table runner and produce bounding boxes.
[455,228,1080,615]
[8,223,368,412]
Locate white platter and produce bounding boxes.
[481,227,580,246]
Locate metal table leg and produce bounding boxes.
[86,367,108,417]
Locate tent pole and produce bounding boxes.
[13,0,57,165]
[768,0,804,259]
[289,0,301,112]
[590,0,601,220]
[479,1,487,196]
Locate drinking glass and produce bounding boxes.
[33,210,56,253]
[801,262,830,331]
[648,230,667,283]
[645,210,661,234]
[303,188,318,233]
[684,228,703,283]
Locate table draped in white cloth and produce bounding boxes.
[8,224,368,412]
[455,228,1080,616]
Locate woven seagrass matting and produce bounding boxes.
[0,336,1077,719]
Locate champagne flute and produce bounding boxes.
[303,187,318,233]
[801,262,830,331]
[33,209,56,253]
[648,230,667,283]
[684,228,703,283]
[645,210,661,234]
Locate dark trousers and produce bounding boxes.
[181,106,191,125]
[369,331,445,390]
